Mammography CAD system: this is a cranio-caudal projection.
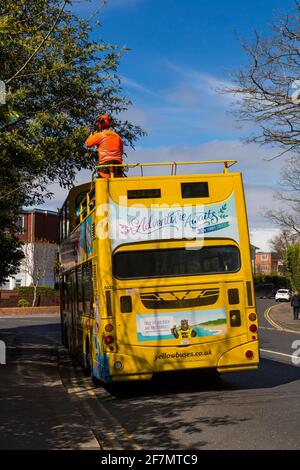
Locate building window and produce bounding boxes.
[15,279,22,287]
[261,254,269,260]
[16,215,25,233]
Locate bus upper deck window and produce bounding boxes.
[127,189,161,199]
[181,182,209,198]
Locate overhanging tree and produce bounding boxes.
[0,0,145,282]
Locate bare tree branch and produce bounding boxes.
[5,1,67,85]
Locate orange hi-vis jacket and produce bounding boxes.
[85,129,123,164]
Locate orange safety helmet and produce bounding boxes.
[95,114,111,129]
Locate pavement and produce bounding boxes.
[0,316,100,450]
[266,301,300,334]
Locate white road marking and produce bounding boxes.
[259,326,275,331]
[260,348,294,359]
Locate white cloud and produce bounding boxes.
[165,61,233,92]
[116,62,257,141]
[244,184,280,229]
[164,61,234,107]
[119,64,253,139]
[250,228,281,252]
[121,76,159,97]
[126,139,286,186]
[119,106,153,127]
[37,169,92,212]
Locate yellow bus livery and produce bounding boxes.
[59,160,259,384]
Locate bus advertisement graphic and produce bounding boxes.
[79,215,93,261]
[136,309,227,342]
[109,192,239,249]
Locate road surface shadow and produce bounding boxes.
[2,322,299,398]
[0,321,98,450]
[101,357,300,399]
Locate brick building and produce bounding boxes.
[255,252,280,275]
[16,209,59,244]
[2,209,59,290]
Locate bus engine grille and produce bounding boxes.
[140,288,219,309]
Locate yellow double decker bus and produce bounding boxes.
[59,160,259,384]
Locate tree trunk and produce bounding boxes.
[32,283,38,307]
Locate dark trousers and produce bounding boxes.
[293,306,300,320]
[98,160,123,178]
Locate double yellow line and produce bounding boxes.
[59,347,142,450]
[264,305,300,335]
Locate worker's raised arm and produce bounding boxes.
[85,132,102,148]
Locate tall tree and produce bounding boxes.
[286,242,300,291]
[266,156,300,235]
[223,2,300,232]
[224,2,300,155]
[22,241,58,306]
[0,0,145,282]
[268,229,299,274]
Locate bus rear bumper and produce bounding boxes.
[105,339,259,382]
[216,340,259,373]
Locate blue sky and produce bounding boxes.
[94,0,294,146]
[42,0,297,250]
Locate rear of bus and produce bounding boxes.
[95,167,259,382]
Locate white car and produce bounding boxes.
[275,289,291,302]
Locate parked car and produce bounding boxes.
[254,283,276,299]
[275,289,291,302]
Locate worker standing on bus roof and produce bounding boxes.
[85,114,124,178]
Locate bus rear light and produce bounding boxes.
[104,335,114,344]
[249,324,258,333]
[252,336,256,340]
[245,350,254,359]
[249,313,257,321]
[105,324,113,332]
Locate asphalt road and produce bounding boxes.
[0,300,300,450]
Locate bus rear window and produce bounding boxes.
[113,245,241,279]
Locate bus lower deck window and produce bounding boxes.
[113,245,240,280]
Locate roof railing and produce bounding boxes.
[76,160,237,224]
[94,160,237,178]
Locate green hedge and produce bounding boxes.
[17,286,59,297]
[286,243,300,292]
[253,274,290,288]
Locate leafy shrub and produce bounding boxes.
[17,286,59,297]
[18,299,30,308]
